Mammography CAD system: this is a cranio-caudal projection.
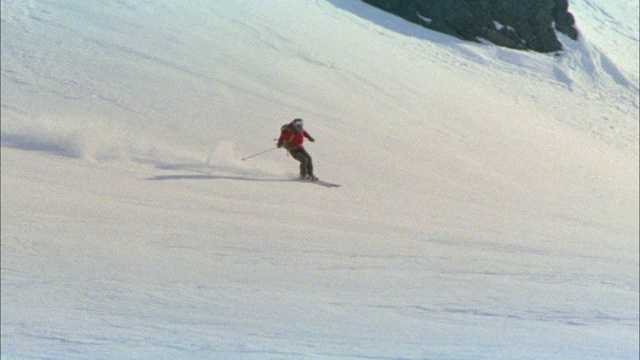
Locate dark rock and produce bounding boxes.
[362,0,579,53]
[553,0,579,40]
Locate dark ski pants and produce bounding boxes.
[289,148,313,177]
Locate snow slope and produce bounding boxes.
[1,0,638,359]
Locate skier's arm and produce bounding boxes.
[304,131,315,142]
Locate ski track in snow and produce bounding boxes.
[1,0,638,359]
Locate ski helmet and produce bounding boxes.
[292,118,303,131]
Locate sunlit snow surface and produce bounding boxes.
[1,0,638,359]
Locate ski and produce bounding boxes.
[304,179,340,188]
[288,173,340,188]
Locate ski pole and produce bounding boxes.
[241,147,277,161]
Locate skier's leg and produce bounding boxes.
[291,150,309,177]
[298,149,314,178]
[305,152,314,176]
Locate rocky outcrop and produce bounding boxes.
[362,0,579,53]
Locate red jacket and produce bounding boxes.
[278,125,313,151]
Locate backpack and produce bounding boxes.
[280,123,293,136]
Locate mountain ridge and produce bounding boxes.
[362,0,579,52]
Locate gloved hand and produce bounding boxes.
[308,136,315,142]
[277,141,283,148]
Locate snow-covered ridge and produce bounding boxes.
[1,0,637,160]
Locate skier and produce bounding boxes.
[277,118,317,181]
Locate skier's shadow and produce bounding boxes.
[146,174,292,183]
